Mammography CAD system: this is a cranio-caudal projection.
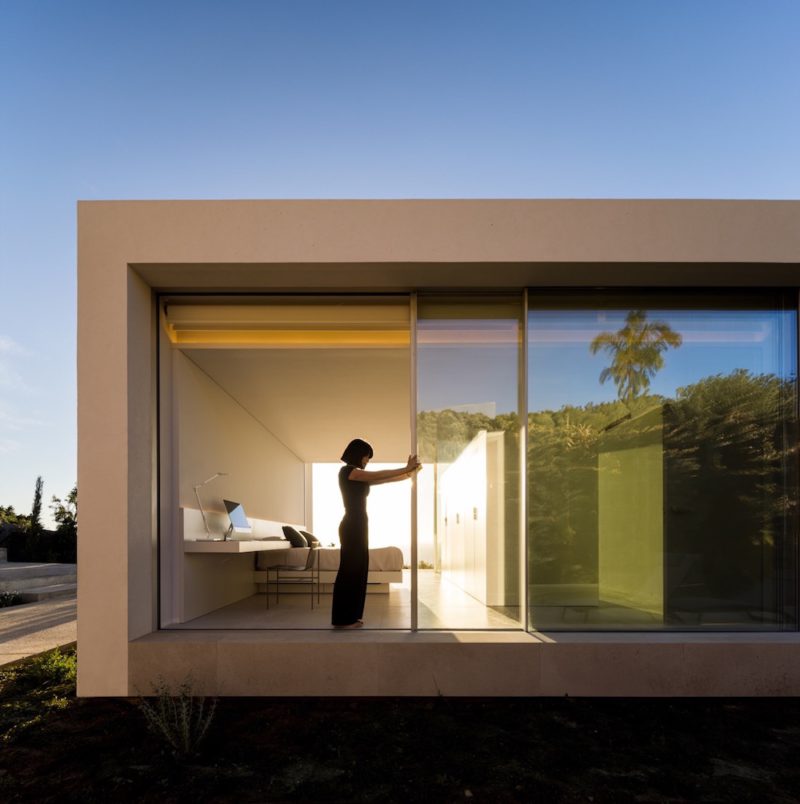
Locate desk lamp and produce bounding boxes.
[193,472,228,539]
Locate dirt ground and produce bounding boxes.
[2,648,800,802]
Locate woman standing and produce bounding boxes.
[332,438,421,629]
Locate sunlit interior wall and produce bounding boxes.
[176,352,305,525]
[437,430,509,606]
[175,352,306,620]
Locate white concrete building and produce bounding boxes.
[77,199,800,696]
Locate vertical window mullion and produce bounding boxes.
[410,292,418,632]
[521,289,529,633]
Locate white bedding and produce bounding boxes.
[257,545,404,572]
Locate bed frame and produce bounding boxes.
[182,507,403,594]
[253,568,402,594]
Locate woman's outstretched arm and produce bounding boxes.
[368,467,420,486]
[348,455,422,484]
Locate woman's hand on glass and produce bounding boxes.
[406,454,422,472]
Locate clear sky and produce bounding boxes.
[1,1,799,522]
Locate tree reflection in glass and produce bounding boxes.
[527,296,797,631]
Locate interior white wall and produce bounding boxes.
[176,351,305,524]
[182,553,256,623]
[436,431,508,607]
[174,351,306,621]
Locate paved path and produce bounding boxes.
[0,595,76,665]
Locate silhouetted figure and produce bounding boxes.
[331,438,421,628]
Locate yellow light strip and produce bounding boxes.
[168,328,411,347]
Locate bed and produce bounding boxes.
[254,545,404,592]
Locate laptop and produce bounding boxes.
[223,499,253,538]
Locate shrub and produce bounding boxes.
[0,647,77,744]
[5,528,76,563]
[137,676,216,759]
[0,591,22,608]
[26,648,77,687]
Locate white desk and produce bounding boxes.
[184,540,290,554]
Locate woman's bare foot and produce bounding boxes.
[333,622,363,629]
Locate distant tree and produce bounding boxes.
[0,505,20,526]
[29,476,44,532]
[51,485,77,537]
[590,310,682,405]
[0,505,31,535]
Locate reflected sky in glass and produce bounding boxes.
[418,318,520,415]
[528,308,796,413]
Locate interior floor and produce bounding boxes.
[175,569,522,630]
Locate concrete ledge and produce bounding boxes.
[127,630,800,697]
[18,583,78,602]
[0,562,77,593]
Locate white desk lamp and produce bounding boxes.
[193,472,228,539]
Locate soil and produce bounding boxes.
[2,648,800,802]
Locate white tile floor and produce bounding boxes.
[176,570,522,630]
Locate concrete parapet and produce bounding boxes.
[128,630,800,698]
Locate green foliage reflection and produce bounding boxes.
[527,369,797,624]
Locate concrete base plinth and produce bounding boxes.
[125,630,800,698]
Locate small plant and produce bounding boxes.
[26,647,77,687]
[137,676,217,759]
[418,560,435,570]
[0,591,22,608]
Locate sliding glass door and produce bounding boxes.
[527,292,798,630]
[160,288,799,632]
[160,295,412,629]
[415,295,524,629]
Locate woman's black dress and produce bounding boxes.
[331,464,370,626]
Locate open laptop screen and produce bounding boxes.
[223,499,253,534]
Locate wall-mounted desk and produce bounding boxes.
[179,507,306,623]
[184,539,289,554]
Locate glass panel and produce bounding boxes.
[527,292,797,631]
[416,295,523,629]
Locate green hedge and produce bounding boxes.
[4,528,76,563]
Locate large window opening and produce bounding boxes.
[158,288,800,633]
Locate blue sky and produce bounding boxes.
[1,1,799,521]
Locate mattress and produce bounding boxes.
[257,545,404,572]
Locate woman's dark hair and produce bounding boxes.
[341,438,374,465]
